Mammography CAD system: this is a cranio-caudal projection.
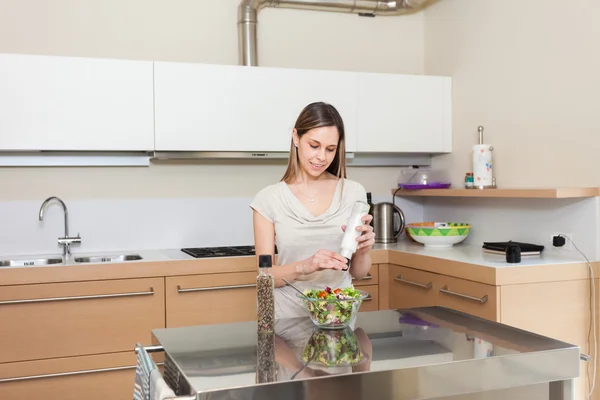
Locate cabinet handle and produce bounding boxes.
[363,294,373,302]
[177,283,256,293]
[0,362,164,383]
[440,286,488,304]
[352,273,372,281]
[394,275,432,290]
[0,288,154,305]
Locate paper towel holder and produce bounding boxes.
[468,126,497,189]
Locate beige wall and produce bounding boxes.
[425,0,600,187]
[0,0,425,200]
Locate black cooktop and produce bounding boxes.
[181,245,277,259]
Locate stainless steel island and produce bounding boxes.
[149,307,580,400]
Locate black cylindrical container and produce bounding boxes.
[506,245,521,263]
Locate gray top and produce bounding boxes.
[152,307,581,400]
[250,178,368,318]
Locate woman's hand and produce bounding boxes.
[342,214,376,254]
[299,249,348,275]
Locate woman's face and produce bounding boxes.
[293,126,339,178]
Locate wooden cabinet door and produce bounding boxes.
[388,265,438,309]
[437,275,500,321]
[352,264,379,287]
[166,272,258,327]
[0,352,146,400]
[357,284,379,312]
[0,53,154,151]
[0,278,165,363]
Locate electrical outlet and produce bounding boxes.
[551,233,573,250]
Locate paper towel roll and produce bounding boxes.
[474,338,494,358]
[472,144,494,187]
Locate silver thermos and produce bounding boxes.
[369,195,406,244]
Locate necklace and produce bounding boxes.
[295,186,317,203]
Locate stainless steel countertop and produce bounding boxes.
[151,307,580,400]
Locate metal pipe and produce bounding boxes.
[0,363,164,383]
[237,0,435,66]
[238,1,261,66]
[134,345,165,354]
[0,288,155,306]
[177,283,256,293]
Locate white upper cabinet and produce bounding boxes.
[356,72,452,153]
[0,53,452,157]
[0,53,154,151]
[154,62,358,152]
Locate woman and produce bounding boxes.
[250,101,375,319]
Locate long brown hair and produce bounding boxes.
[281,102,347,183]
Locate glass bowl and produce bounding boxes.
[296,289,369,329]
[300,327,368,367]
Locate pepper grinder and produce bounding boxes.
[471,126,496,189]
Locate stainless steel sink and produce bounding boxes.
[0,257,64,267]
[73,254,143,264]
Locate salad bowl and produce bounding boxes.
[300,327,368,367]
[298,286,369,329]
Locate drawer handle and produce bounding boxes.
[363,294,373,302]
[177,283,256,293]
[394,275,432,290]
[440,286,488,304]
[0,288,154,305]
[352,273,373,281]
[0,362,164,383]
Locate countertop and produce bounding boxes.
[0,241,587,268]
[151,307,580,400]
[0,241,594,286]
[374,241,588,268]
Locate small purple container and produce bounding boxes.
[399,313,439,328]
[398,182,451,190]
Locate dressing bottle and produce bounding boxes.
[340,201,371,271]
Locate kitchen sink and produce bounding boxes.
[73,254,143,264]
[0,257,64,267]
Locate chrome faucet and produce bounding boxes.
[39,196,81,257]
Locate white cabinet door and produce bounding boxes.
[154,62,358,152]
[0,53,154,151]
[356,73,452,153]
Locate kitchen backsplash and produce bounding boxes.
[2,193,597,261]
[422,196,599,260]
[0,194,422,257]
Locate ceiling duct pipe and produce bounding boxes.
[238,0,435,66]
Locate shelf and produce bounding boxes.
[391,187,600,199]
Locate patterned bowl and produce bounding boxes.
[406,222,471,248]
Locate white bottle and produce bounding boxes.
[340,200,371,271]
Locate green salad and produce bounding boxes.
[302,286,364,326]
[301,328,363,367]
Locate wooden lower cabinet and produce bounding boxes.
[352,264,379,287]
[438,275,499,321]
[0,277,165,363]
[501,279,595,400]
[386,264,594,400]
[385,265,499,321]
[0,352,140,400]
[388,265,438,309]
[358,284,379,312]
[166,272,258,327]
[166,266,383,327]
